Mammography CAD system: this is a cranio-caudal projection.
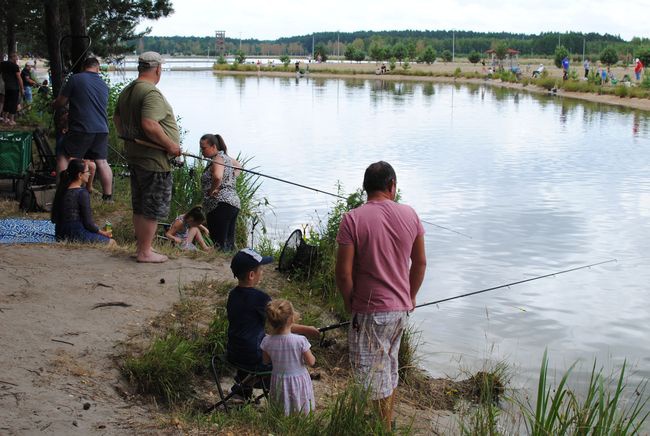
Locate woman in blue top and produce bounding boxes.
[200,134,242,251]
[51,159,115,245]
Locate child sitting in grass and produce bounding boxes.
[261,299,316,415]
[226,249,319,398]
[165,206,211,250]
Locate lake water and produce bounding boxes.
[111,70,650,392]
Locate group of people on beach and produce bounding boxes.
[49,50,427,428]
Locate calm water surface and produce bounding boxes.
[113,71,650,390]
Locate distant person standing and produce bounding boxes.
[20,61,37,104]
[583,58,590,79]
[562,56,570,80]
[635,58,644,81]
[1,52,24,125]
[113,51,181,263]
[335,161,427,431]
[53,57,113,202]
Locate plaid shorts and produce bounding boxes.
[129,166,172,221]
[348,311,408,400]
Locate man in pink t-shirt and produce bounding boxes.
[335,161,427,430]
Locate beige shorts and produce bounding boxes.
[348,311,407,400]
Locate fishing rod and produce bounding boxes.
[121,136,470,238]
[317,259,617,335]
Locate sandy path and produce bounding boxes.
[0,245,228,435]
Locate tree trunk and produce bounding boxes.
[6,9,16,54]
[67,0,86,73]
[44,0,63,98]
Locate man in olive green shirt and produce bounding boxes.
[114,51,181,263]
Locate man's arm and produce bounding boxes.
[335,243,355,313]
[409,234,427,308]
[141,117,181,157]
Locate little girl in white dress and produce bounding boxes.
[261,299,316,415]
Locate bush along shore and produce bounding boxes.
[2,72,648,435]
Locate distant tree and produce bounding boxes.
[494,42,508,61]
[468,50,481,64]
[405,40,417,59]
[344,44,356,61]
[392,42,406,62]
[236,50,246,64]
[353,49,366,62]
[419,46,436,64]
[389,57,397,71]
[216,54,227,65]
[554,45,570,68]
[369,41,386,62]
[350,38,365,52]
[279,54,291,66]
[314,42,328,62]
[599,47,619,66]
[441,49,453,62]
[402,57,411,70]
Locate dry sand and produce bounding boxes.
[0,245,227,435]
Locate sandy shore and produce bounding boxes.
[0,245,226,434]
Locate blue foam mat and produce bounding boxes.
[0,219,56,244]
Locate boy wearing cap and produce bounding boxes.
[226,249,319,386]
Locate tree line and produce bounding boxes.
[138,30,649,62]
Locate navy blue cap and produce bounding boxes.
[230,248,273,278]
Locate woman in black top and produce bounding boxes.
[51,159,115,245]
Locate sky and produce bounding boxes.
[135,0,650,41]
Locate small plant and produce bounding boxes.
[216,54,227,65]
[236,50,246,64]
[402,58,410,70]
[123,333,199,403]
[468,51,481,64]
[441,49,453,63]
[389,57,397,71]
[453,67,462,78]
[614,84,630,97]
[280,54,291,67]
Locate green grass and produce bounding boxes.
[123,332,199,403]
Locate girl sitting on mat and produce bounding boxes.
[261,299,316,415]
[51,159,115,246]
[165,206,212,251]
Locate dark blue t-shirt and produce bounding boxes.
[61,71,109,133]
[226,286,271,369]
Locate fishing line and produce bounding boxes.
[317,259,617,334]
[122,136,470,237]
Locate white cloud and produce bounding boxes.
[137,0,650,40]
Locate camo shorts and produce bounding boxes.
[348,311,408,400]
[129,166,172,221]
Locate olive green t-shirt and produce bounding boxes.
[115,79,180,172]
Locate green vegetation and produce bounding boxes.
[441,49,453,62]
[600,46,620,67]
[418,46,436,64]
[554,45,570,69]
[468,51,481,64]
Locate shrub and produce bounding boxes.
[468,51,481,64]
[600,46,619,67]
[418,46,436,64]
[216,55,227,65]
[637,48,650,71]
[388,57,397,71]
[236,50,246,64]
[453,67,462,78]
[279,54,291,67]
[554,45,569,69]
[402,58,410,70]
[614,84,630,97]
[441,49,453,62]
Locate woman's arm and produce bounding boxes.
[209,155,225,196]
[303,349,316,367]
[78,190,99,233]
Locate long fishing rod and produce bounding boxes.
[317,259,617,334]
[121,136,471,238]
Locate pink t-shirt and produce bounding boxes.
[336,200,425,313]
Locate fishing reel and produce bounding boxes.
[169,156,185,168]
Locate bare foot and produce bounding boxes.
[136,252,168,263]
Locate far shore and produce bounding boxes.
[210,60,650,113]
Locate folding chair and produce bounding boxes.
[206,353,271,413]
